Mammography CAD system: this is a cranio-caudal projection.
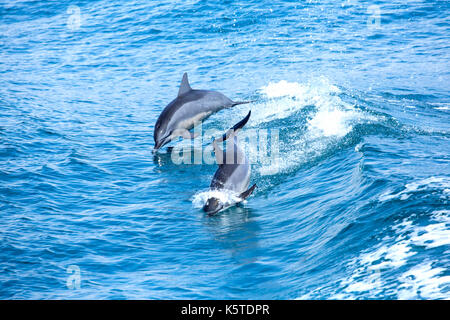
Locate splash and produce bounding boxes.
[379,176,450,202]
[192,189,243,209]
[252,77,343,126]
[308,108,358,137]
[244,78,377,176]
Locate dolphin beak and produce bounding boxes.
[153,141,163,151]
[154,135,170,151]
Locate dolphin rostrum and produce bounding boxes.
[153,73,251,151]
[203,111,257,215]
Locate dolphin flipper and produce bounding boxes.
[239,184,257,200]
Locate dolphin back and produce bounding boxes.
[210,111,252,193]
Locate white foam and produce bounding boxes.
[308,108,357,137]
[431,210,450,222]
[379,177,450,202]
[329,209,450,299]
[260,80,312,98]
[398,262,450,299]
[191,189,242,209]
[255,78,343,126]
[343,272,383,294]
[431,103,450,111]
[354,142,363,153]
[410,211,450,249]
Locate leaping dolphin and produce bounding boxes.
[203,111,257,215]
[153,73,251,151]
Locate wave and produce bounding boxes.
[298,210,450,299]
[235,78,379,178]
[297,173,450,300]
[191,189,243,210]
[335,209,450,299]
[190,77,383,204]
[379,176,450,202]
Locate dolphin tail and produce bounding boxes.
[215,111,251,143]
[231,100,255,107]
[239,184,257,200]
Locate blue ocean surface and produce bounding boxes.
[0,0,449,299]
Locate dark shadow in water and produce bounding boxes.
[202,206,261,264]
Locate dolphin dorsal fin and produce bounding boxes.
[178,73,192,97]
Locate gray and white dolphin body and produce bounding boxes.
[153,73,251,151]
[203,111,257,215]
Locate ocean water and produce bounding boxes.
[0,0,449,299]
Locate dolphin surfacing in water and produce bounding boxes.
[203,111,257,216]
[153,73,251,151]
